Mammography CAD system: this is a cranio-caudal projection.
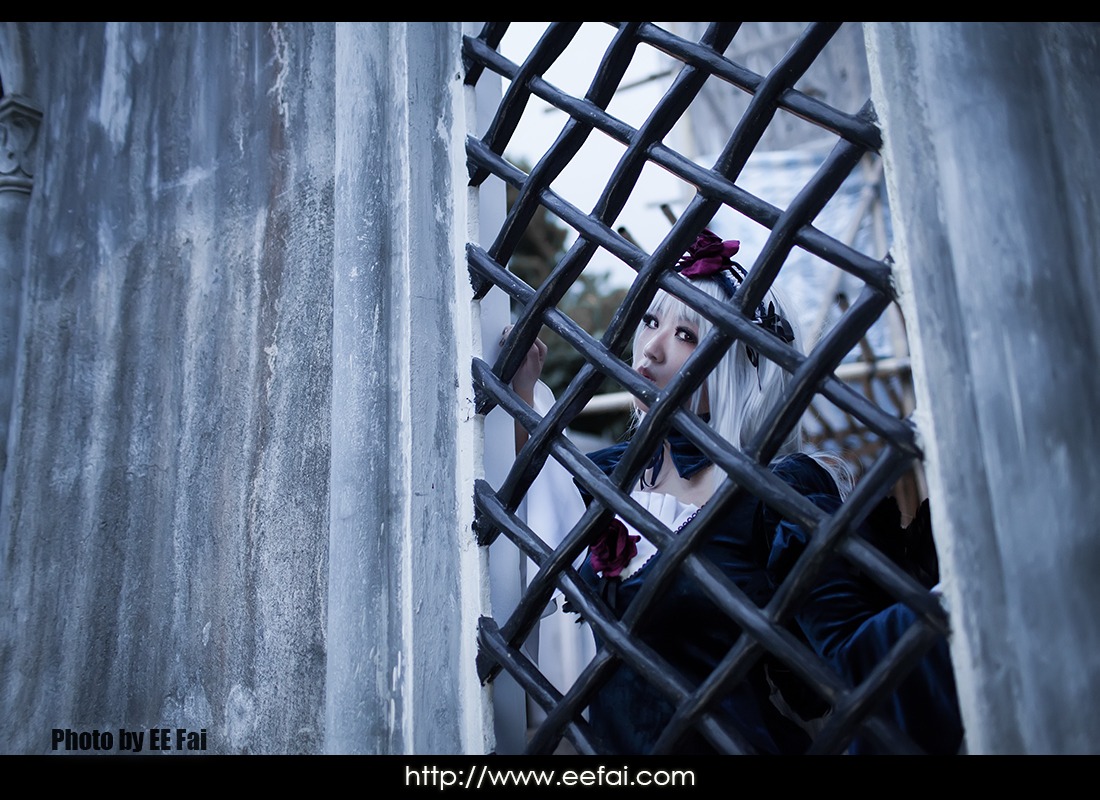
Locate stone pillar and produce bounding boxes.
[866,22,1100,754]
[327,21,491,754]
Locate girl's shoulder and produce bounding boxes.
[770,452,841,499]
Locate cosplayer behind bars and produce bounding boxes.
[509,229,963,755]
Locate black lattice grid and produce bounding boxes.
[464,21,949,755]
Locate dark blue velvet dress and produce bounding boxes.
[574,445,963,755]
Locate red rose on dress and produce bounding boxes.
[589,518,641,579]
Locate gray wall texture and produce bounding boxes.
[1,21,335,754]
[867,21,1100,753]
[3,19,1099,757]
[0,21,487,755]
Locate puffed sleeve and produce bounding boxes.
[761,456,964,754]
[522,381,597,695]
[525,381,588,552]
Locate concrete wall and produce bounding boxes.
[11,17,1097,759]
[0,21,488,755]
[327,21,490,755]
[867,22,1100,754]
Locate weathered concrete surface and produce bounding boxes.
[327,21,490,755]
[0,22,336,753]
[0,20,489,756]
[867,22,1100,754]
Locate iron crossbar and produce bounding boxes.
[466,21,952,755]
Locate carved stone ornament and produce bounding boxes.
[0,94,43,194]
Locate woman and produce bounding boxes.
[510,229,962,754]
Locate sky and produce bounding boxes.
[496,22,689,287]
[492,22,893,362]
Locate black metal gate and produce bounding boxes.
[464,21,954,755]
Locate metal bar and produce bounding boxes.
[467,21,951,756]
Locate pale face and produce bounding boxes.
[632,307,709,413]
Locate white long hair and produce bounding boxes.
[634,279,852,495]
